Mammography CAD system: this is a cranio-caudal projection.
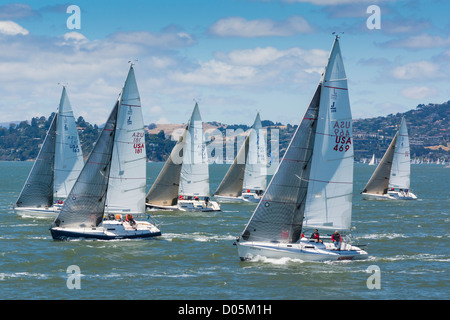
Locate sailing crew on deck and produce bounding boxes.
[332,230,342,250]
[310,229,323,243]
[126,214,136,227]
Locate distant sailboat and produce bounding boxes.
[235,37,368,262]
[50,66,161,240]
[14,87,84,218]
[361,117,417,200]
[368,154,375,165]
[214,113,267,203]
[146,103,221,212]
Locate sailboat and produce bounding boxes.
[50,66,161,240]
[361,117,417,200]
[146,103,220,212]
[214,113,267,203]
[235,37,368,262]
[14,87,84,219]
[368,154,376,165]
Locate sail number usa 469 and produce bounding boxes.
[333,121,352,152]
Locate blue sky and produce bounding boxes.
[0,0,449,126]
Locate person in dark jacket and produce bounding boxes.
[331,230,341,250]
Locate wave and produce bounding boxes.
[373,253,449,263]
[162,232,236,243]
[0,272,49,281]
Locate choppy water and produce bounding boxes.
[0,161,448,300]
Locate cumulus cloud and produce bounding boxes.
[382,34,450,49]
[0,26,197,124]
[400,86,439,100]
[0,3,39,20]
[170,46,328,88]
[391,60,440,80]
[109,30,195,48]
[209,16,314,37]
[0,20,29,36]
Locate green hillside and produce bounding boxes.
[0,101,448,162]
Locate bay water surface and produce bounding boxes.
[0,162,448,300]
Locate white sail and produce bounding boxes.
[389,117,410,190]
[368,154,375,165]
[106,66,147,214]
[302,38,354,231]
[179,103,210,197]
[243,113,267,192]
[54,87,84,199]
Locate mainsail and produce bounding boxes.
[16,115,57,208]
[54,87,84,199]
[214,134,250,198]
[241,85,321,243]
[241,36,353,243]
[362,134,397,195]
[179,103,210,197]
[389,117,410,190]
[53,103,118,229]
[106,66,147,214]
[243,113,267,192]
[146,129,187,206]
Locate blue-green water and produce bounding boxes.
[0,162,448,300]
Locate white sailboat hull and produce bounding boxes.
[147,199,221,212]
[14,206,61,219]
[50,220,161,240]
[215,192,261,204]
[362,191,417,201]
[236,239,368,262]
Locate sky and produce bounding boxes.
[0,0,449,126]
